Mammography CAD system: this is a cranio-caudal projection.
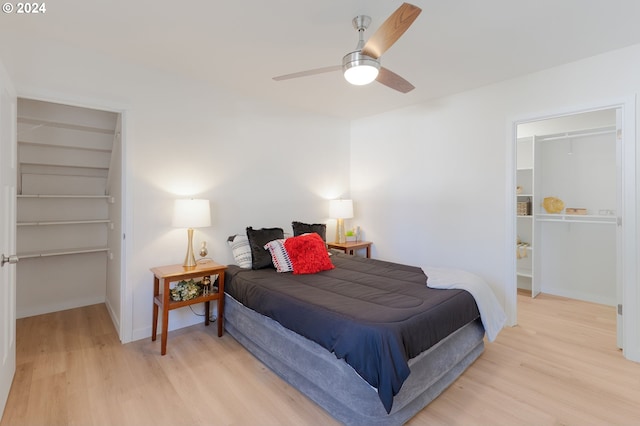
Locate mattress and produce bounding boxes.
[224,252,480,413]
[224,293,485,425]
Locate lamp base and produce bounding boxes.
[183,228,197,268]
[335,218,346,244]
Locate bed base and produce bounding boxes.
[224,294,485,425]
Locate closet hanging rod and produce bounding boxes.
[17,247,109,259]
[17,194,109,199]
[536,127,616,142]
[17,219,110,226]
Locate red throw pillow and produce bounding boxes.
[284,233,334,275]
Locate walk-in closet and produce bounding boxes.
[16,99,122,319]
[516,109,619,306]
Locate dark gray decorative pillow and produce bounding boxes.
[246,226,285,269]
[292,221,326,242]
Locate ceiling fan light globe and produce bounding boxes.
[344,65,379,85]
[342,51,380,86]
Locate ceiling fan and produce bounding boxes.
[272,3,422,93]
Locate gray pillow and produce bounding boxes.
[292,221,326,242]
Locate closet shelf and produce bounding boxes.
[517,270,533,278]
[17,247,109,259]
[535,126,616,142]
[17,219,110,226]
[536,214,617,225]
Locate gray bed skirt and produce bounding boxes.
[224,294,485,426]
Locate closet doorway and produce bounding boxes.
[15,98,123,331]
[511,101,637,357]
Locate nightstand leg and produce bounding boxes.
[217,272,225,337]
[161,278,169,356]
[217,296,224,337]
[161,311,168,355]
[152,277,159,341]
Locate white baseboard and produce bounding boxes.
[104,298,121,340]
[131,304,216,342]
[541,286,616,307]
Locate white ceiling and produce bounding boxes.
[3,0,640,119]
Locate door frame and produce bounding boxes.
[14,88,132,343]
[0,59,17,421]
[506,95,639,362]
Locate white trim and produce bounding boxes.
[505,119,518,326]
[507,96,638,362]
[12,87,127,115]
[620,95,639,361]
[120,110,134,343]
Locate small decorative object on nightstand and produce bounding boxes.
[202,275,211,295]
[151,261,227,355]
[327,240,372,258]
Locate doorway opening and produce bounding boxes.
[516,108,618,301]
[15,98,123,333]
[509,98,638,361]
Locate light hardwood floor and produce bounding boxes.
[2,292,640,425]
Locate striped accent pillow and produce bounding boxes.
[264,239,294,273]
[227,234,253,269]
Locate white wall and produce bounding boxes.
[537,132,617,305]
[0,37,351,341]
[350,44,640,354]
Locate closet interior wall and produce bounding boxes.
[16,99,118,318]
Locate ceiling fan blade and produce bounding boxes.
[273,65,342,81]
[361,3,422,59]
[376,67,415,93]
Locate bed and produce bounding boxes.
[223,243,490,425]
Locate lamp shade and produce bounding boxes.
[329,199,354,219]
[172,199,211,229]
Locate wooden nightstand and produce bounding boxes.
[327,241,373,258]
[150,261,228,355]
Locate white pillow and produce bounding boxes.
[227,234,252,269]
[264,239,294,273]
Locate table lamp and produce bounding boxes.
[329,199,353,244]
[172,199,211,267]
